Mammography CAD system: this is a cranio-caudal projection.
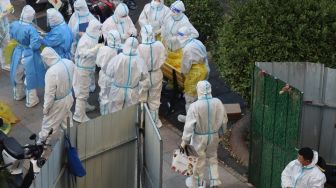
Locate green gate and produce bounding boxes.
[249,66,303,188]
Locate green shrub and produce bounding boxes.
[213,0,336,101]
[165,0,224,47]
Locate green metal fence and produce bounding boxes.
[249,66,303,188]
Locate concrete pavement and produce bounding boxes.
[160,120,250,188]
[0,69,250,188]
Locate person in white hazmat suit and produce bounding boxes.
[180,80,228,188]
[161,0,198,52]
[281,147,326,188]
[138,0,170,40]
[38,47,75,143]
[137,25,166,128]
[105,37,150,113]
[102,3,137,43]
[68,0,98,93]
[176,26,210,123]
[73,19,103,123]
[68,0,97,60]
[0,0,14,69]
[96,29,122,115]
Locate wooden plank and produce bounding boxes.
[223,103,242,120]
[161,63,185,88]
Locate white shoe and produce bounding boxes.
[186,176,206,188]
[86,103,96,112]
[25,89,39,107]
[26,99,39,108]
[177,114,186,123]
[13,85,25,101]
[73,114,90,123]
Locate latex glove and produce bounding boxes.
[155,29,161,35]
[129,28,137,37]
[180,140,187,153]
[78,32,84,37]
[6,4,14,14]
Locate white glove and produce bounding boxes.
[91,43,104,53]
[43,108,50,115]
[121,33,129,40]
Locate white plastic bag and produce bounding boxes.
[171,149,197,176]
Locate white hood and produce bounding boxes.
[74,0,90,16]
[197,80,212,99]
[86,19,102,39]
[47,8,64,27]
[122,37,138,56]
[115,3,129,19]
[41,47,61,67]
[20,5,35,24]
[107,30,122,48]
[141,25,155,44]
[170,0,185,12]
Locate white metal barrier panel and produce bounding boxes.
[29,104,164,188]
[76,105,138,188]
[143,104,163,188]
[29,135,67,188]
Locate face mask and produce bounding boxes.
[172,13,182,20]
[153,1,161,6]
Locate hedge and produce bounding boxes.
[165,0,224,47]
[165,0,336,102]
[213,0,336,101]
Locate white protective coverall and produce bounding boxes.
[96,30,122,115]
[137,25,166,128]
[105,37,150,113]
[177,26,210,123]
[38,47,74,143]
[68,0,97,60]
[181,80,228,188]
[102,3,137,43]
[0,0,13,68]
[73,19,103,122]
[161,0,198,51]
[10,5,46,108]
[281,150,326,188]
[138,0,170,37]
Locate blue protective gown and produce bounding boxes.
[41,22,73,59]
[9,21,45,90]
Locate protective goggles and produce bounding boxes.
[170,7,181,13]
[177,32,184,36]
